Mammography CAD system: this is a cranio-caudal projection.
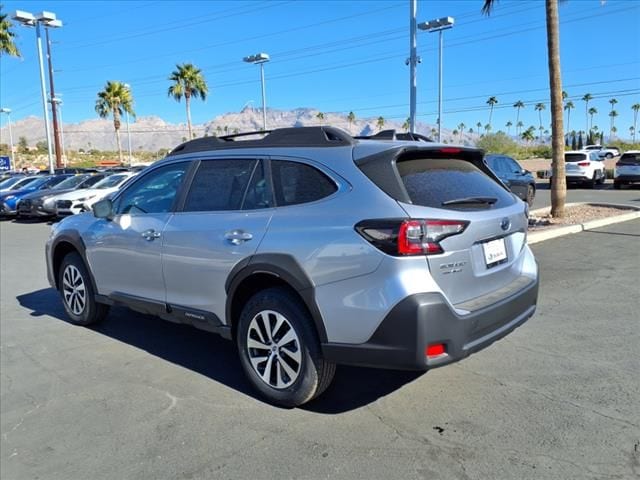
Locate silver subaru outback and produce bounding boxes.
[46,127,538,406]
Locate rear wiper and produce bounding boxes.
[442,196,498,206]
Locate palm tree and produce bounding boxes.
[561,90,568,102]
[609,98,618,113]
[582,93,593,133]
[535,103,546,140]
[95,81,135,163]
[486,96,498,128]
[564,101,574,133]
[316,112,325,124]
[609,110,618,139]
[168,63,208,140]
[0,6,20,57]
[631,103,640,143]
[629,126,635,142]
[516,121,524,136]
[376,116,385,131]
[431,127,437,138]
[506,121,513,136]
[476,121,482,133]
[513,100,525,135]
[484,0,566,217]
[588,107,598,134]
[452,129,459,138]
[347,111,356,133]
[521,127,535,144]
[484,123,491,135]
[458,122,466,142]
[402,117,410,132]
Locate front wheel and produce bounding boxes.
[236,287,335,407]
[58,252,109,326]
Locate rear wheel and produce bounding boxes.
[58,252,109,326]
[605,153,613,159]
[597,169,606,185]
[587,172,597,189]
[236,287,335,407]
[613,181,622,190]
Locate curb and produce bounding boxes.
[528,202,640,244]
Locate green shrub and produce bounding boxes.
[475,132,519,157]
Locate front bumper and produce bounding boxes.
[17,201,55,217]
[322,275,538,370]
[1,201,16,216]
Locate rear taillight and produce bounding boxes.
[577,162,590,167]
[356,219,468,256]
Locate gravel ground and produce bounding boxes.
[528,204,634,230]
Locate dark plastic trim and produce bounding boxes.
[225,253,328,343]
[322,276,538,370]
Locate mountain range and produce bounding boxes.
[0,107,471,152]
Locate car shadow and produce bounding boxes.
[16,288,423,413]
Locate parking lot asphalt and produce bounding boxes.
[1,219,639,480]
[531,181,640,210]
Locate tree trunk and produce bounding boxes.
[546,0,565,218]
[113,111,123,164]
[186,93,193,140]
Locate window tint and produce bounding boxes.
[503,157,522,173]
[80,175,106,188]
[184,159,257,212]
[619,153,640,164]
[242,161,272,210]
[116,162,189,215]
[271,160,337,206]
[397,158,515,210]
[565,153,587,162]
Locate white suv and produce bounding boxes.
[584,145,620,159]
[554,150,606,188]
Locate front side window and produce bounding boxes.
[115,162,189,215]
[270,160,337,206]
[183,159,258,212]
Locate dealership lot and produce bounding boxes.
[1,219,639,480]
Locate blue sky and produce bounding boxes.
[1,0,639,138]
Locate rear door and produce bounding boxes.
[162,157,273,322]
[394,155,528,306]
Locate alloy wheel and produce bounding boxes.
[62,264,86,316]
[246,310,302,389]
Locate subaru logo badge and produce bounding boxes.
[500,218,511,231]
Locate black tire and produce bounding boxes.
[236,287,336,407]
[587,172,596,189]
[605,153,613,159]
[597,169,606,185]
[613,181,622,190]
[526,184,535,207]
[58,251,109,326]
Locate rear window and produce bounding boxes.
[397,158,515,209]
[618,153,640,164]
[565,153,587,162]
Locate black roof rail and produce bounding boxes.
[355,129,433,143]
[167,126,354,156]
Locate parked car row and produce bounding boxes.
[0,170,139,220]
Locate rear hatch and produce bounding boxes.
[564,152,590,174]
[616,153,640,174]
[356,146,529,307]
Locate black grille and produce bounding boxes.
[57,200,72,209]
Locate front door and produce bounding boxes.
[85,161,190,302]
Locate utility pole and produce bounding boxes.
[46,27,62,168]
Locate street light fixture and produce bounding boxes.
[12,10,63,174]
[419,16,454,143]
[243,53,270,131]
[0,108,15,170]
[123,84,133,166]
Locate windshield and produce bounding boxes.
[0,176,24,189]
[53,175,91,190]
[94,174,128,189]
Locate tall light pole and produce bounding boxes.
[243,53,270,131]
[50,98,66,167]
[123,84,133,166]
[12,10,63,174]
[0,108,15,170]
[419,16,454,143]
[407,0,419,134]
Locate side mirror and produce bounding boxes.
[92,198,114,220]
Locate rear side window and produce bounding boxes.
[565,153,587,162]
[618,153,640,164]
[184,159,257,212]
[271,160,337,206]
[397,158,515,209]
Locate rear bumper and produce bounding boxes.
[565,174,591,182]
[322,275,538,370]
[614,174,640,183]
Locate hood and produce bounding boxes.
[54,187,103,202]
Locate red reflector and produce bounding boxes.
[426,343,446,357]
[439,147,461,154]
[577,162,590,166]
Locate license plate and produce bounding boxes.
[566,164,578,171]
[483,238,507,267]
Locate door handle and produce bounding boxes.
[224,230,253,245]
[141,229,161,241]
